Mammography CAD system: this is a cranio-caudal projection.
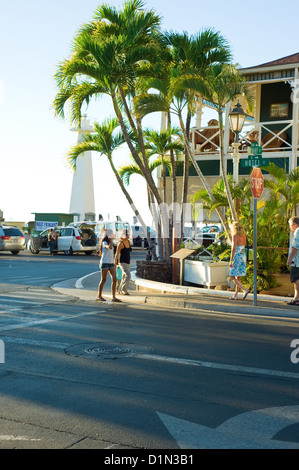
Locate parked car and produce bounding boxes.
[183,224,222,247]
[29,223,97,255]
[131,225,157,247]
[95,220,131,245]
[0,225,26,254]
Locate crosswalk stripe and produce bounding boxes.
[0,291,73,304]
[0,310,99,332]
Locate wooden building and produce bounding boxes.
[161,53,299,216]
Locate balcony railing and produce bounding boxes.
[191,119,295,155]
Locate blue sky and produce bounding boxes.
[1,0,298,225]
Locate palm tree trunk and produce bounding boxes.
[108,156,156,253]
[166,111,177,205]
[111,94,163,207]
[118,87,137,132]
[218,110,238,222]
[148,188,163,259]
[136,116,170,259]
[180,110,191,245]
[178,111,229,234]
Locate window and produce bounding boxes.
[60,228,73,237]
[3,228,23,236]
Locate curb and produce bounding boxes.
[130,272,291,303]
[52,272,299,319]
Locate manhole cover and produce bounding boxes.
[65,341,152,359]
[85,345,131,356]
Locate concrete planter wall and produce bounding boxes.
[136,260,172,283]
[184,259,229,287]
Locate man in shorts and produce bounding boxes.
[287,217,299,305]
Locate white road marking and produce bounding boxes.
[138,353,299,380]
[157,406,299,449]
[0,336,69,349]
[0,311,100,332]
[75,271,99,289]
[0,435,41,441]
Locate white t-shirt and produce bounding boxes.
[101,241,114,264]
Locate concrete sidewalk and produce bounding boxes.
[52,271,299,320]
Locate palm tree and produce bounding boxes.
[53,0,190,258]
[67,117,156,251]
[134,29,233,238]
[143,127,184,258]
[119,154,167,259]
[143,127,183,202]
[190,176,252,234]
[172,63,254,223]
[53,0,164,208]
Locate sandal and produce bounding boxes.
[112,298,122,302]
[96,297,106,302]
[242,290,249,300]
[287,300,299,305]
[121,291,130,295]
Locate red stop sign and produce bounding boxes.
[251,167,264,198]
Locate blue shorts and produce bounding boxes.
[100,263,115,270]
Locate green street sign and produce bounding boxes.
[241,156,269,168]
[249,143,262,155]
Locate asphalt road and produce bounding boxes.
[1,249,299,452]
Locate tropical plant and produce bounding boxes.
[53,0,164,207]
[118,152,165,258]
[190,174,290,291]
[190,176,252,234]
[135,30,236,236]
[170,63,254,224]
[53,0,181,257]
[261,162,299,220]
[67,117,157,253]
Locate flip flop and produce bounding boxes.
[287,300,299,305]
[96,297,106,302]
[112,298,122,302]
[121,291,130,295]
[242,290,249,300]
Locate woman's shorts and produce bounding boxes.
[100,263,115,270]
[290,266,299,283]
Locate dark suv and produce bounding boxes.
[0,225,26,254]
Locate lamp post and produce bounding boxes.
[229,101,247,183]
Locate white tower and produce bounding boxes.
[69,115,96,221]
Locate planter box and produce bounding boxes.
[184,259,229,287]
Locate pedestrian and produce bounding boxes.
[97,229,121,302]
[286,216,299,305]
[48,228,56,255]
[229,222,249,300]
[116,264,123,294]
[115,229,132,295]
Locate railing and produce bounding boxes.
[192,124,221,153]
[191,119,295,155]
[240,120,293,153]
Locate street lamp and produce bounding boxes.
[229,101,247,183]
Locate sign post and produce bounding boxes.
[170,248,195,285]
[250,167,264,306]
